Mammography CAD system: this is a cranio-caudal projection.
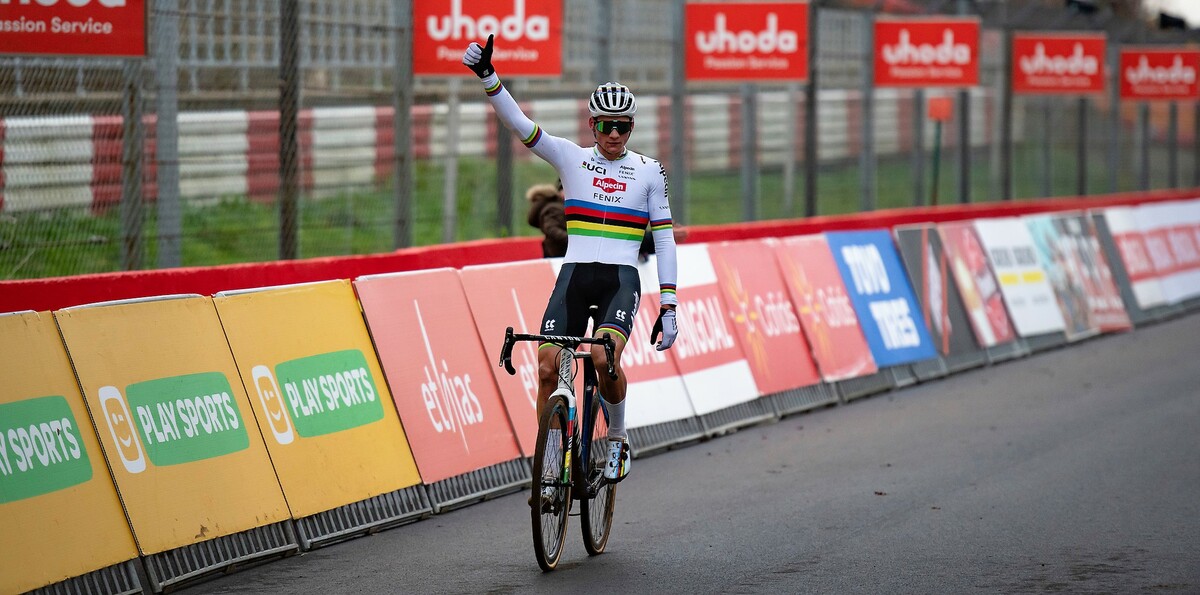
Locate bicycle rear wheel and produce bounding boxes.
[531,395,571,571]
[580,394,616,555]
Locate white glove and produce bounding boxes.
[651,308,678,351]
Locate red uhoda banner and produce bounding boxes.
[1119,48,1200,100]
[413,0,562,77]
[874,18,979,87]
[685,2,808,82]
[0,0,146,57]
[1012,33,1106,95]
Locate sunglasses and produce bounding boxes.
[594,120,633,135]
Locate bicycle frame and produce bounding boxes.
[500,327,616,499]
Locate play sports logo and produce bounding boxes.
[250,349,385,445]
[98,372,249,474]
[0,396,92,503]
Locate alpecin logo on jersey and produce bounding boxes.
[582,161,607,174]
[593,177,626,193]
[618,164,637,180]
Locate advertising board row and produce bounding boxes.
[4,198,1199,593]
[2,2,1198,99]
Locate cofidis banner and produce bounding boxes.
[707,239,822,394]
[773,235,877,381]
[213,281,422,518]
[54,296,290,555]
[355,269,522,484]
[826,230,936,367]
[1,311,138,594]
[459,260,557,456]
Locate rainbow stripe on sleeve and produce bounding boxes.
[660,284,677,298]
[484,79,503,96]
[650,218,673,232]
[522,125,542,148]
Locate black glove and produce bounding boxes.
[462,34,495,78]
[650,308,678,351]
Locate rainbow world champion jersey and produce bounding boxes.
[479,73,679,306]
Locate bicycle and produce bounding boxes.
[499,326,620,571]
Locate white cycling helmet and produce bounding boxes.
[588,82,637,118]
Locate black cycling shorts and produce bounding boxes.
[540,262,641,343]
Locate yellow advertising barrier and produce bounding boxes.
[213,281,423,518]
[0,311,139,594]
[54,296,291,556]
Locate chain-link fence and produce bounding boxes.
[1,0,1197,280]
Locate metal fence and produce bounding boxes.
[1,0,1198,280]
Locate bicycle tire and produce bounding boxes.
[531,394,571,571]
[580,394,616,555]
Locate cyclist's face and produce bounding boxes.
[591,117,633,160]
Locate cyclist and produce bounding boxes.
[464,35,679,484]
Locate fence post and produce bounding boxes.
[393,0,414,249]
[1168,101,1179,188]
[804,0,820,217]
[1107,39,1120,193]
[1042,97,1052,197]
[1077,97,1088,196]
[279,0,300,260]
[120,59,145,271]
[1138,102,1150,191]
[913,88,926,206]
[670,0,688,224]
[443,78,462,244]
[956,0,970,204]
[154,0,181,268]
[860,10,875,212]
[741,83,758,221]
[999,26,1013,200]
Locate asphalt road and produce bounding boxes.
[188,313,1200,594]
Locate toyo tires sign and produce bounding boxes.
[0,0,146,57]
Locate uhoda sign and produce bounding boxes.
[1119,48,1200,100]
[685,2,808,81]
[0,0,145,57]
[874,17,979,87]
[1012,33,1106,95]
[413,0,562,77]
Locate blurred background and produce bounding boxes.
[1,0,1198,280]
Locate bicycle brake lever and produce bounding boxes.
[500,327,517,375]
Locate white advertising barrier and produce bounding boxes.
[1135,200,1200,304]
[660,244,761,416]
[547,258,696,429]
[1103,206,1167,309]
[973,218,1067,337]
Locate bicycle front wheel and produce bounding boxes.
[531,394,571,571]
[580,394,616,555]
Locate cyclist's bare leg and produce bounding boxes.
[535,344,565,420]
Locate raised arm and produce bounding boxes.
[462,35,573,168]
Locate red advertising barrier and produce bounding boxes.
[707,240,822,394]
[938,221,1017,347]
[773,235,877,381]
[1012,33,1106,95]
[354,269,522,484]
[874,18,979,88]
[1119,48,1200,101]
[685,2,808,82]
[413,0,562,77]
[0,0,146,57]
[621,272,695,428]
[458,260,558,457]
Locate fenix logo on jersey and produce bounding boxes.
[414,301,484,451]
[593,177,626,193]
[425,0,549,41]
[882,30,972,66]
[694,13,799,55]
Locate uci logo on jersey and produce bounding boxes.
[581,161,607,174]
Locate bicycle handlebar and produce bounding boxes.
[500,326,618,381]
